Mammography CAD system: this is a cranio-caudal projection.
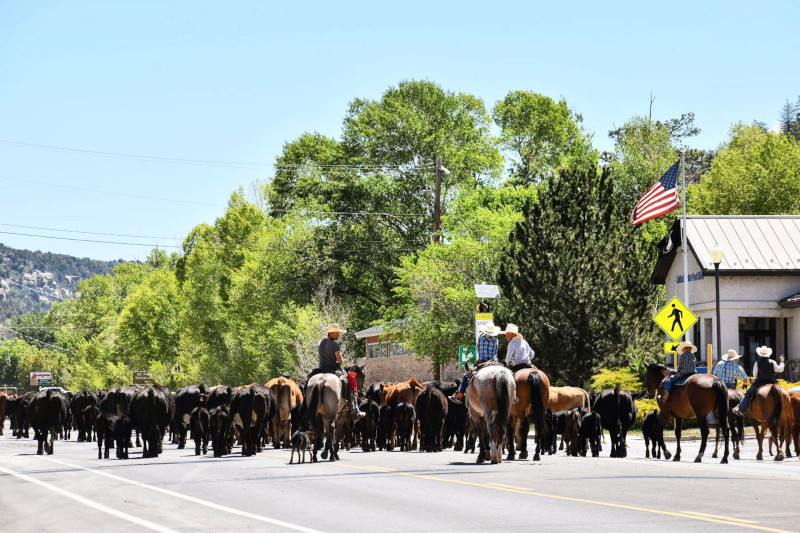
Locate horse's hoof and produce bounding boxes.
[721,457,728,464]
[533,453,540,461]
[321,451,329,460]
[711,453,717,458]
[476,456,484,464]
[664,451,672,460]
[519,451,528,460]
[756,453,763,461]
[491,457,499,464]
[672,455,681,462]
[775,454,784,462]
[506,454,514,461]
[733,452,740,460]
[694,456,702,463]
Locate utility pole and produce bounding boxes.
[434,156,442,244]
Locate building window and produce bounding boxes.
[367,343,386,359]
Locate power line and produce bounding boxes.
[0,139,436,172]
[0,230,421,253]
[0,222,175,240]
[0,175,225,207]
[2,327,76,353]
[5,279,69,301]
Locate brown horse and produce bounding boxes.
[713,388,745,460]
[465,366,516,464]
[744,384,790,461]
[505,368,550,461]
[645,363,730,463]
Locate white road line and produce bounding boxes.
[0,465,177,533]
[39,457,323,533]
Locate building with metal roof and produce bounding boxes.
[652,216,800,378]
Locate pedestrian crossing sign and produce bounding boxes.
[664,341,682,354]
[653,296,698,341]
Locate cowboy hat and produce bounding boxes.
[676,342,697,353]
[723,349,742,362]
[502,323,519,334]
[479,322,501,336]
[756,345,773,358]
[326,323,347,334]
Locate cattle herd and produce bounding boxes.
[0,365,663,467]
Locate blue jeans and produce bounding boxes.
[663,374,679,393]
[738,384,756,414]
[458,372,469,394]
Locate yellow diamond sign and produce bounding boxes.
[654,296,698,341]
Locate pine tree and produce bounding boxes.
[498,166,659,385]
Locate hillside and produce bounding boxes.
[0,243,124,324]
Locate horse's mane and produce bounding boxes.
[646,362,669,373]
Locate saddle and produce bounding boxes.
[466,360,502,383]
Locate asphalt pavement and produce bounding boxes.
[2,422,799,533]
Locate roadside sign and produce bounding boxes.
[459,345,477,365]
[170,364,182,376]
[475,312,494,346]
[664,341,681,354]
[37,378,52,388]
[132,371,154,386]
[474,284,500,299]
[653,296,698,341]
[30,371,52,381]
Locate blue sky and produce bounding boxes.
[1,1,798,261]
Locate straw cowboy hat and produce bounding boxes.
[756,345,773,358]
[479,322,501,336]
[722,349,742,362]
[676,342,697,353]
[326,323,347,334]
[502,323,519,334]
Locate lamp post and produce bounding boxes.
[709,244,724,362]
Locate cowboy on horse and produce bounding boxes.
[307,323,365,421]
[503,323,535,373]
[711,350,748,389]
[660,341,697,402]
[450,322,501,404]
[733,345,784,416]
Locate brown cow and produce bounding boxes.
[379,378,425,449]
[548,386,590,412]
[267,376,303,449]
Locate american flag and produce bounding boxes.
[630,161,681,225]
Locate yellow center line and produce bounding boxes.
[328,462,794,533]
[682,511,757,524]
[486,482,534,491]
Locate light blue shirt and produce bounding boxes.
[505,337,533,366]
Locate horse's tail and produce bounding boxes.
[527,372,546,429]
[770,385,783,438]
[494,373,511,443]
[712,379,729,432]
[303,381,322,429]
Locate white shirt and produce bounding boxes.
[752,358,784,378]
[505,337,534,366]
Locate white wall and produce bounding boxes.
[664,248,800,362]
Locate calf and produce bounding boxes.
[289,429,315,464]
[356,399,379,452]
[394,402,416,452]
[642,410,670,460]
[209,405,232,457]
[376,404,394,451]
[415,386,448,452]
[563,409,582,457]
[190,406,210,455]
[83,405,100,443]
[579,411,603,457]
[96,413,132,459]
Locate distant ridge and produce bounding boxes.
[0,243,124,324]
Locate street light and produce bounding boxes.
[709,244,724,362]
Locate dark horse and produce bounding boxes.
[744,383,790,461]
[713,388,745,460]
[645,363,730,463]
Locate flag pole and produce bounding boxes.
[680,147,690,338]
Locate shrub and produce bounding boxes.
[634,398,659,430]
[589,367,643,392]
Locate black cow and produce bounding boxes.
[642,410,671,459]
[83,405,101,443]
[174,384,208,449]
[230,384,276,456]
[377,404,394,451]
[415,386,448,452]
[592,387,638,458]
[579,411,603,457]
[365,381,389,404]
[356,399,379,452]
[209,405,232,457]
[130,386,171,458]
[71,390,99,442]
[394,402,416,452]
[543,409,570,454]
[96,413,132,459]
[26,390,69,455]
[8,392,35,439]
[190,406,210,455]
[206,385,234,410]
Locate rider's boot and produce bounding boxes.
[351,395,365,420]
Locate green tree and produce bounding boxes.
[493,91,597,184]
[690,124,800,215]
[498,166,659,385]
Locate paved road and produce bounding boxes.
[2,423,799,533]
